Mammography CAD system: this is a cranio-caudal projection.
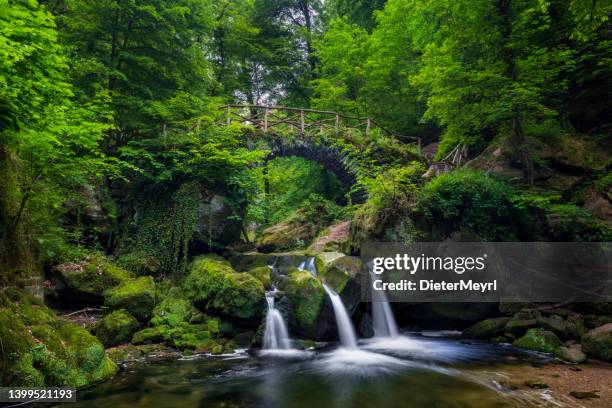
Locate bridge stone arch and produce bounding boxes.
[262,136,366,205]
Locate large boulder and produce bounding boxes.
[0,289,117,387]
[581,323,612,362]
[131,320,231,353]
[183,256,264,325]
[104,276,156,321]
[281,269,327,339]
[513,328,563,357]
[52,254,132,303]
[315,252,364,315]
[193,194,243,249]
[462,317,511,339]
[150,287,194,327]
[95,309,139,347]
[307,221,351,253]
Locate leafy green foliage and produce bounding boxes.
[418,169,530,241]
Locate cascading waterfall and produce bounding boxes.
[368,265,399,338]
[371,288,399,338]
[298,257,317,276]
[322,284,358,349]
[263,288,292,350]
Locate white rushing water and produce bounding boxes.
[322,284,358,348]
[263,288,292,350]
[298,257,317,276]
[371,280,399,338]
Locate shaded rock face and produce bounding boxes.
[257,219,314,253]
[467,135,609,191]
[581,323,612,362]
[193,194,243,250]
[394,303,500,329]
[307,221,351,254]
[462,317,511,339]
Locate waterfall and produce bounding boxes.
[369,268,399,338]
[322,284,358,348]
[263,288,292,350]
[371,289,399,338]
[298,257,317,276]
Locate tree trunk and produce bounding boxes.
[495,0,534,184]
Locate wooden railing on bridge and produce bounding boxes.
[218,104,422,152]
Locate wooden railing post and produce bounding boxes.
[263,108,269,133]
[226,105,231,125]
[300,110,305,134]
[366,117,371,137]
[335,114,339,132]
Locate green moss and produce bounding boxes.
[104,276,156,321]
[132,326,166,344]
[53,253,132,299]
[96,310,140,347]
[315,253,363,294]
[462,318,511,339]
[513,328,563,357]
[283,270,326,332]
[150,287,194,327]
[116,250,161,276]
[246,266,271,289]
[581,323,612,362]
[0,289,117,388]
[132,322,228,352]
[183,256,264,321]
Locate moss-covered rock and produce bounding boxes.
[52,253,132,302]
[104,276,155,321]
[505,318,538,337]
[95,310,139,347]
[246,266,271,289]
[307,221,351,254]
[315,252,363,294]
[513,328,563,357]
[116,250,161,276]
[131,320,228,352]
[150,288,194,327]
[462,317,511,339]
[0,289,117,387]
[581,323,612,362]
[283,269,326,336]
[183,256,264,323]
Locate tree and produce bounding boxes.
[410,0,574,183]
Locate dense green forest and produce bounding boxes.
[0,0,611,397]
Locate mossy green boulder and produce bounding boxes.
[95,309,139,347]
[0,289,117,387]
[283,269,326,336]
[581,323,612,362]
[246,266,271,289]
[315,252,364,294]
[150,287,194,327]
[131,320,230,352]
[52,253,132,302]
[183,256,264,323]
[463,317,511,339]
[513,328,563,357]
[104,276,155,321]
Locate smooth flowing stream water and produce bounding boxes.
[322,284,358,349]
[262,288,292,350]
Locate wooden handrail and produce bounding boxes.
[218,104,422,150]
